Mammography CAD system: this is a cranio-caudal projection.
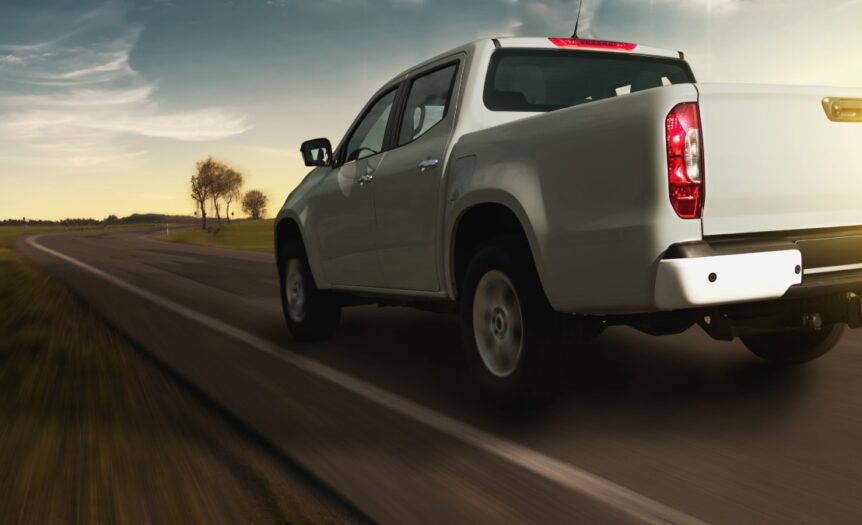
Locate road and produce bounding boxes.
[17,229,862,524]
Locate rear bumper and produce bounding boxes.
[656,229,862,310]
[655,250,802,310]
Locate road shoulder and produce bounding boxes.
[1,229,362,524]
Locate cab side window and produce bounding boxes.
[398,65,457,146]
[345,89,397,163]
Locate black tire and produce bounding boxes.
[741,324,845,365]
[460,243,571,404]
[279,245,341,342]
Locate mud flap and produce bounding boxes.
[847,293,862,329]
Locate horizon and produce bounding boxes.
[3,0,862,220]
[0,211,199,222]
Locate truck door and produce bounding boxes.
[370,60,461,291]
[310,87,398,288]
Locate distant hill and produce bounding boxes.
[1,213,197,227]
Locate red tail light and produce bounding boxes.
[666,103,704,219]
[549,38,637,52]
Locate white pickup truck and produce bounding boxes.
[276,36,862,401]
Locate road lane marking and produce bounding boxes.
[27,234,705,525]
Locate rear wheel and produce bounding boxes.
[460,243,571,404]
[741,324,845,365]
[279,249,340,342]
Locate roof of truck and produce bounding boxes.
[387,37,684,90]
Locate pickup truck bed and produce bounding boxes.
[450,83,702,314]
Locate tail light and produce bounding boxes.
[549,38,638,52]
[666,103,704,219]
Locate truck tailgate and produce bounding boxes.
[697,83,862,237]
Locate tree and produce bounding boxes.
[242,190,268,220]
[221,168,244,224]
[191,157,246,228]
[209,173,225,226]
[208,161,232,227]
[191,157,220,229]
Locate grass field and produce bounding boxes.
[163,219,274,253]
[0,226,356,524]
[0,225,210,523]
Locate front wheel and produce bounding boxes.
[280,254,341,342]
[460,244,570,404]
[741,324,845,365]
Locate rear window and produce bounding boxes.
[484,50,695,112]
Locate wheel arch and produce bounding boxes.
[448,199,544,300]
[274,212,331,290]
[274,216,304,272]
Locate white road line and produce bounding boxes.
[27,234,705,525]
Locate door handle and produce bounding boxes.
[358,173,374,186]
[417,158,440,172]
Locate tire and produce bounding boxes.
[279,246,341,342]
[460,243,571,404]
[741,323,845,365]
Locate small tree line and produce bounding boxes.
[190,157,268,229]
[1,214,198,227]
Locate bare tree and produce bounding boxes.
[221,168,244,224]
[242,190,268,220]
[208,161,231,226]
[191,157,220,229]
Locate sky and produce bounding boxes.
[1,0,862,220]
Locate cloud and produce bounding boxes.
[508,0,580,37]
[0,3,251,166]
[562,0,862,87]
[509,0,798,39]
[0,54,30,64]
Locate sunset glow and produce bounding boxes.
[2,0,861,220]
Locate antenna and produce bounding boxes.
[572,0,583,38]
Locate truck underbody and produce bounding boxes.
[616,227,862,340]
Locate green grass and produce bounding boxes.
[0,226,214,523]
[0,226,355,524]
[163,219,274,253]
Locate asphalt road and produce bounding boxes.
[17,229,862,524]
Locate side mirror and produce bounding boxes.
[300,138,333,167]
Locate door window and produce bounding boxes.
[398,64,457,146]
[344,89,397,163]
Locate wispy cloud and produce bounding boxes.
[0,54,31,64]
[0,3,251,166]
[510,0,797,39]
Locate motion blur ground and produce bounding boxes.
[17,229,862,524]
[0,227,360,525]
